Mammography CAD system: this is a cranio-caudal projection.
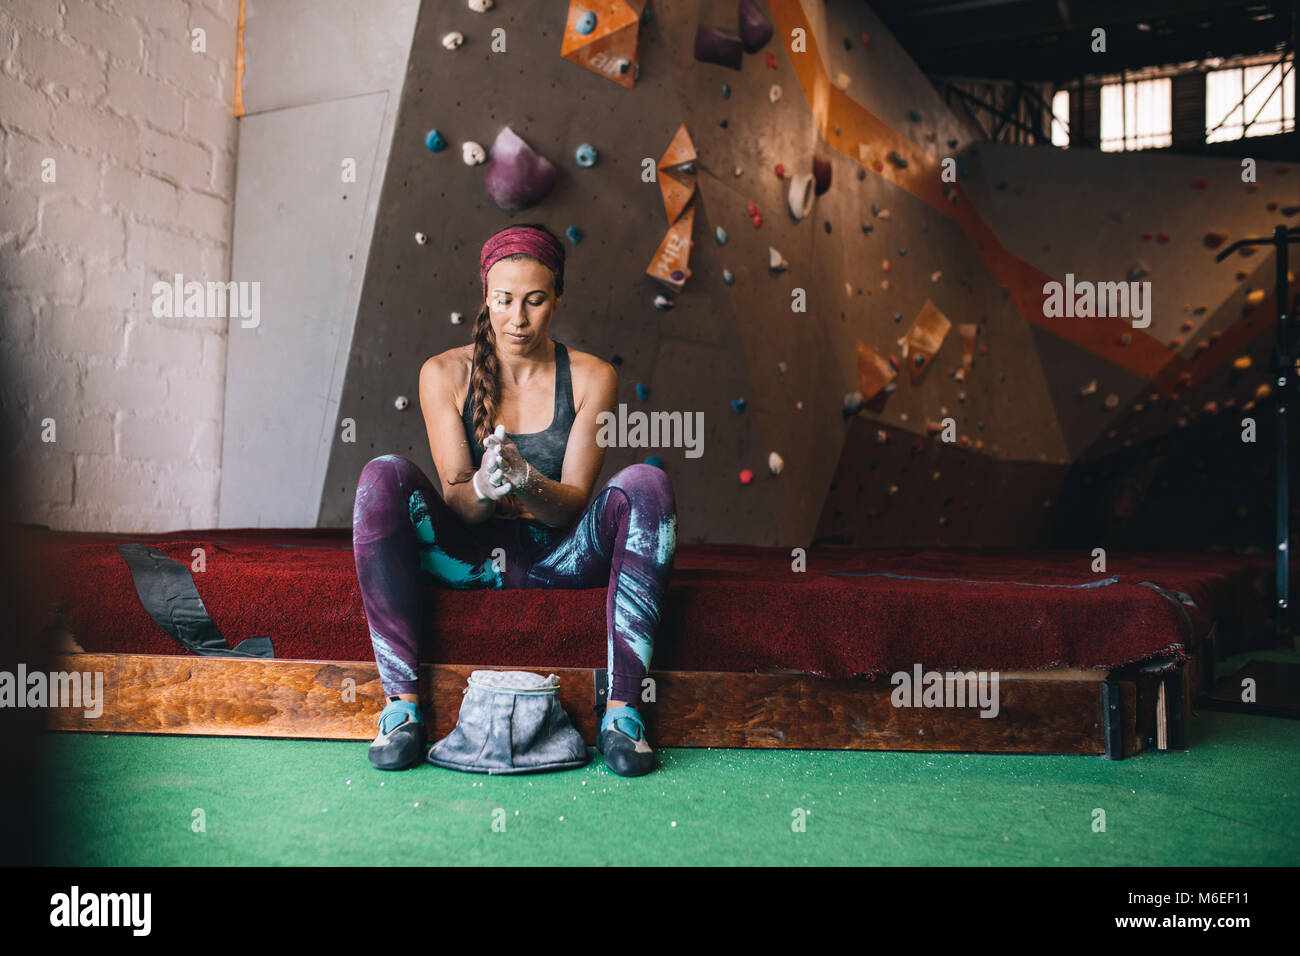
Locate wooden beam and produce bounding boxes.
[44,653,1141,756]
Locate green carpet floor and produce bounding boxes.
[40,708,1299,866]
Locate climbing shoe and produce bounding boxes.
[597,705,657,777]
[368,698,426,771]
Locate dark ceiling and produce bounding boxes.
[869,0,1297,83]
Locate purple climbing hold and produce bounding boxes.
[483,126,556,212]
[738,0,774,53]
[812,155,832,195]
[694,24,744,70]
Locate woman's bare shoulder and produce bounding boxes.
[564,345,617,407]
[420,344,474,401]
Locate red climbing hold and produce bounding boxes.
[774,163,785,179]
[747,202,758,217]
[1141,232,1153,241]
[739,469,754,484]
[861,32,871,49]
[1193,179,1208,189]
[765,52,777,69]
[1156,232,1170,243]
[752,213,763,228]
[1180,320,1193,332]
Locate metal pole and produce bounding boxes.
[1274,224,1291,640]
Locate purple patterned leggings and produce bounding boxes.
[352,455,677,702]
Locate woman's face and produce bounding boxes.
[484,257,560,353]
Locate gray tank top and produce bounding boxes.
[461,340,576,483]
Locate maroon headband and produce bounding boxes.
[480,226,565,300]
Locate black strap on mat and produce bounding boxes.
[116,543,274,658]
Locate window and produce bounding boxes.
[1099,77,1172,151]
[1050,90,1070,147]
[1206,58,1295,143]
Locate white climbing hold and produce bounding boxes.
[450,311,464,325]
[442,31,464,50]
[414,232,427,244]
[834,71,851,90]
[930,270,942,282]
[653,294,673,311]
[1079,379,1097,397]
[462,141,486,165]
[468,0,493,11]
[768,451,784,475]
[1104,394,1119,409]
[776,361,788,375]
[734,166,743,177]
[768,246,788,271]
[788,173,815,221]
[394,395,409,410]
[844,282,853,297]
[769,84,782,104]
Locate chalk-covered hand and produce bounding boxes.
[484,423,531,493]
[473,426,514,501]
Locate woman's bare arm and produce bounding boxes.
[419,352,498,525]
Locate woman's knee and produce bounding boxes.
[610,462,674,506]
[354,455,419,522]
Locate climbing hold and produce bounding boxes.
[898,248,906,257]
[877,208,891,220]
[566,225,583,244]
[462,141,486,166]
[788,173,815,221]
[653,294,673,311]
[722,84,731,99]
[734,166,743,177]
[1142,232,1153,241]
[442,32,464,50]
[739,0,774,52]
[861,223,873,234]
[769,84,782,104]
[722,269,734,285]
[645,456,664,469]
[1104,394,1119,409]
[1203,231,1228,249]
[930,271,942,283]
[893,312,902,323]
[449,311,464,325]
[843,392,865,417]
[739,469,755,485]
[1126,261,1150,282]
[861,32,871,48]
[774,162,785,179]
[483,126,556,211]
[693,25,745,70]
[882,259,891,272]
[394,395,409,411]
[765,52,777,69]
[1283,205,1300,216]
[636,383,650,401]
[907,109,921,122]
[752,213,763,228]
[424,129,447,152]
[1119,332,1132,346]
[1192,178,1208,189]
[576,11,596,34]
[777,361,788,375]
[715,226,728,245]
[1256,384,1272,401]
[768,247,788,272]
[887,151,908,168]
[414,232,428,245]
[948,138,958,148]
[1079,379,1097,397]
[834,71,852,91]
[824,221,832,234]
[468,0,492,10]
[1246,288,1265,306]
[768,452,784,475]
[1156,232,1171,243]
[1180,320,1193,332]
[731,397,746,414]
[574,143,598,168]
[812,156,832,195]
[1233,355,1252,371]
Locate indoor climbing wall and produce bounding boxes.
[319,0,1297,550]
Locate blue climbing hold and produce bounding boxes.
[566,225,583,244]
[722,83,731,99]
[722,269,734,285]
[731,397,746,414]
[577,11,596,34]
[424,129,446,152]
[888,151,908,168]
[575,143,598,167]
[715,226,728,245]
[908,109,922,122]
[636,382,650,401]
[646,455,664,469]
[898,248,907,256]
[893,312,902,322]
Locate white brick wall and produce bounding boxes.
[0,0,240,532]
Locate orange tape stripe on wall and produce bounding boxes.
[234,0,246,118]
